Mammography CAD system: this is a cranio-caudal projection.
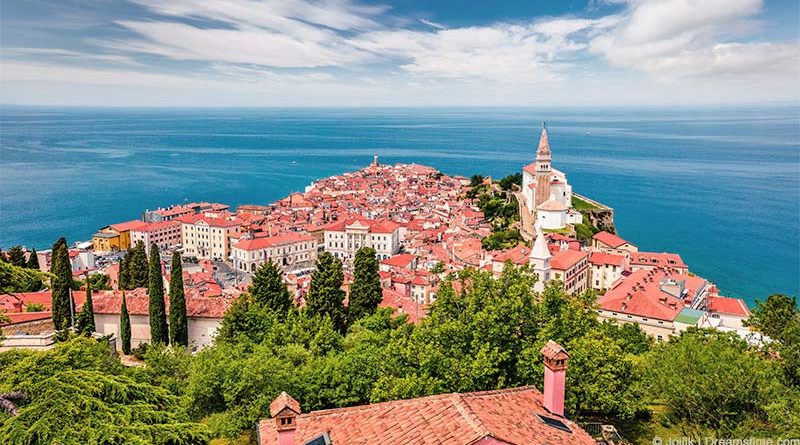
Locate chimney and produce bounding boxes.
[270,392,301,445]
[540,340,569,417]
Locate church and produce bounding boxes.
[521,124,583,230]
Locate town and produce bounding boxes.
[1,124,752,348]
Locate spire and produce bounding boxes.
[530,222,551,261]
[537,123,551,160]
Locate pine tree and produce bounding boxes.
[249,260,292,313]
[168,252,188,346]
[130,241,149,288]
[76,280,96,335]
[148,243,169,344]
[305,252,347,333]
[118,252,132,290]
[120,292,132,355]
[26,248,39,269]
[50,241,74,332]
[7,246,26,268]
[348,247,383,323]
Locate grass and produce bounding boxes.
[571,195,599,210]
[543,227,572,235]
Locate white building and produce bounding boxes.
[179,214,243,261]
[521,124,582,230]
[130,220,182,252]
[529,223,552,293]
[323,217,401,263]
[231,232,318,274]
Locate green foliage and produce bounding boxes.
[477,191,519,227]
[148,243,169,345]
[574,220,600,241]
[498,173,522,191]
[0,369,208,445]
[24,303,45,312]
[348,247,382,323]
[6,246,26,268]
[50,240,75,332]
[76,281,96,335]
[481,228,523,250]
[305,252,347,333]
[644,329,793,439]
[571,195,599,210]
[85,273,112,290]
[131,241,149,289]
[469,174,484,187]
[745,294,800,387]
[249,260,292,314]
[118,252,132,290]
[0,261,51,293]
[169,252,189,347]
[25,248,39,270]
[120,293,132,355]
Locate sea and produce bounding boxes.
[1,106,798,304]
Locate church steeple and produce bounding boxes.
[536,122,551,172]
[530,221,552,292]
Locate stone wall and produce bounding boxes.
[583,208,616,234]
[2,318,54,336]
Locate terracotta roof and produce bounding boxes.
[234,232,314,251]
[87,289,232,319]
[597,269,685,321]
[589,251,625,267]
[131,220,182,233]
[630,251,686,269]
[379,288,426,323]
[537,199,568,212]
[707,296,751,317]
[380,253,416,268]
[1,311,52,325]
[550,250,588,271]
[257,386,595,445]
[109,220,148,233]
[177,214,243,228]
[592,231,630,248]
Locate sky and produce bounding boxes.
[1,0,798,107]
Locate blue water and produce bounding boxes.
[1,106,798,303]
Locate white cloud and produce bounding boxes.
[589,0,799,80]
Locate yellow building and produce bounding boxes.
[92,220,148,253]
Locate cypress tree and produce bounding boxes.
[348,247,383,323]
[120,292,131,355]
[76,280,96,335]
[131,241,149,288]
[7,246,26,268]
[249,260,292,313]
[305,252,347,333]
[26,248,39,269]
[168,251,188,346]
[50,241,74,332]
[118,252,132,290]
[148,243,169,344]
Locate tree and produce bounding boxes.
[0,250,7,263]
[0,369,208,444]
[120,293,132,355]
[305,252,347,333]
[746,294,799,341]
[25,248,39,270]
[50,241,74,332]
[498,172,522,191]
[6,246,26,268]
[0,262,50,294]
[148,243,168,345]
[169,252,188,347]
[644,329,787,439]
[348,247,382,323]
[118,251,132,290]
[85,273,111,291]
[249,259,292,313]
[76,281,95,336]
[130,241,149,288]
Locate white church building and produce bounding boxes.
[521,124,583,230]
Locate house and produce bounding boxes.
[701,295,752,330]
[629,252,688,274]
[588,252,629,291]
[88,288,232,351]
[257,340,596,445]
[130,220,182,252]
[596,268,709,341]
[322,217,401,263]
[550,250,590,295]
[179,214,244,261]
[231,232,317,274]
[591,231,638,255]
[379,253,417,272]
[92,220,148,252]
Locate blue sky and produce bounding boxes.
[1,0,798,106]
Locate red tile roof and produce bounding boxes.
[380,253,416,268]
[589,251,625,267]
[234,232,314,251]
[109,220,149,233]
[592,231,630,248]
[177,213,244,228]
[379,288,426,323]
[257,386,595,445]
[86,289,232,319]
[550,250,588,271]
[597,269,685,321]
[707,296,751,317]
[630,251,687,269]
